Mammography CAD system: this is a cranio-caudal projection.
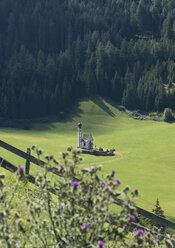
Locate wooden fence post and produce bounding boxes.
[25,147,31,175]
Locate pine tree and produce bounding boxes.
[152,198,166,231]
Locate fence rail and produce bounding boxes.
[113,199,175,230]
[0,140,63,177]
[0,156,58,195]
[1,139,175,233]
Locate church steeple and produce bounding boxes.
[77,122,82,148]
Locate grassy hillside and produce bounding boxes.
[1,96,175,219]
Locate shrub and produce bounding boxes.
[109,149,115,153]
[0,149,173,247]
[163,108,174,122]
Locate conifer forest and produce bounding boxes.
[1,0,175,119]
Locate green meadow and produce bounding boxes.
[0,97,175,219]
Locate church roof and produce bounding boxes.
[82,134,92,141]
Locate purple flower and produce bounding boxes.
[128,215,136,221]
[112,170,116,175]
[25,187,29,191]
[59,163,64,169]
[133,229,145,235]
[59,206,63,210]
[123,224,127,228]
[100,181,106,186]
[97,241,105,248]
[82,223,90,228]
[72,181,80,187]
[18,166,25,171]
[107,184,111,188]
[113,178,121,184]
[88,166,93,169]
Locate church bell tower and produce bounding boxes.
[78,122,82,148]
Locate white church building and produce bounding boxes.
[77,123,93,150]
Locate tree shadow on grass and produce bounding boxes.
[103,97,125,112]
[0,96,120,131]
[0,100,83,131]
[32,96,118,130]
[90,96,116,117]
[32,100,83,131]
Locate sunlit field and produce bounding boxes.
[1,97,175,219]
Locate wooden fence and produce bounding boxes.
[1,139,175,235]
[0,140,63,177]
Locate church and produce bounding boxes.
[77,123,93,150]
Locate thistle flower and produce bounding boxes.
[67,147,72,152]
[113,178,121,184]
[116,192,122,196]
[133,188,139,196]
[0,174,5,179]
[31,144,36,150]
[59,163,64,169]
[18,166,25,171]
[49,154,54,160]
[53,159,59,165]
[123,185,130,192]
[97,241,105,248]
[100,181,106,186]
[128,215,136,221]
[82,223,90,228]
[72,181,80,187]
[133,229,146,235]
[123,224,127,228]
[84,195,89,200]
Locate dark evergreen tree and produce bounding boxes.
[152,199,166,231]
[0,0,175,120]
